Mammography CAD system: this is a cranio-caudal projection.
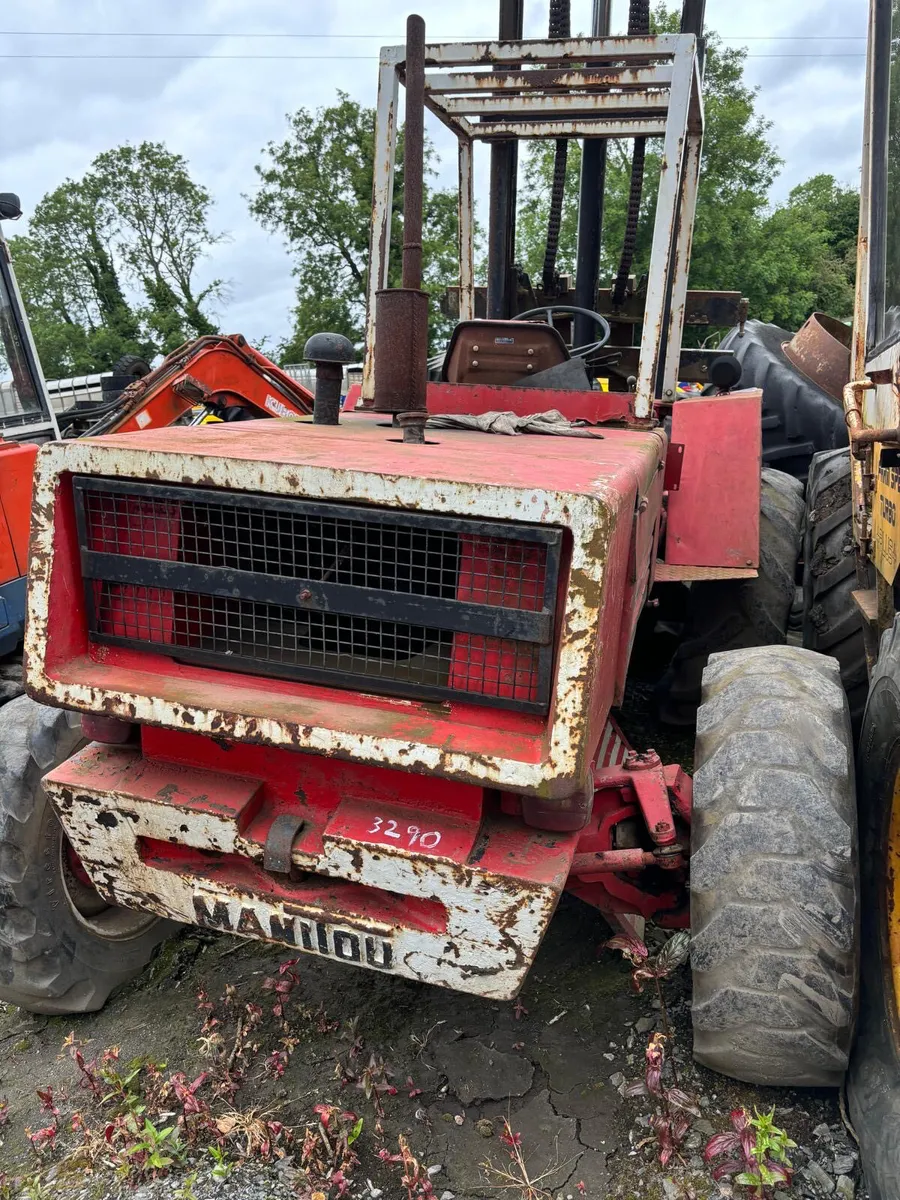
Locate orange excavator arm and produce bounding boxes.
[85,334,314,437]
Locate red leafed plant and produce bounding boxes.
[604,930,690,1047]
[606,931,697,1166]
[704,1108,796,1197]
[378,1134,434,1199]
[624,1033,700,1165]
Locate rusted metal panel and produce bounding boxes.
[436,92,670,117]
[661,129,703,401]
[384,34,683,68]
[470,118,668,139]
[43,743,580,999]
[457,140,475,322]
[424,65,675,94]
[782,312,851,402]
[362,56,400,404]
[664,391,762,569]
[26,419,663,802]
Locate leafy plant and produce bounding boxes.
[624,1032,700,1165]
[173,1170,199,1200]
[124,1116,187,1175]
[379,1134,435,1200]
[208,1143,236,1181]
[704,1108,796,1196]
[295,1104,361,1197]
[604,929,690,1052]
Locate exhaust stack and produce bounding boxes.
[372,14,429,443]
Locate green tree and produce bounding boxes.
[249,91,459,361]
[516,3,858,331]
[9,142,224,376]
[91,142,226,352]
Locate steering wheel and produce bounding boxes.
[513,304,612,357]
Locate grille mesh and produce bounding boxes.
[75,479,561,712]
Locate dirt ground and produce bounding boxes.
[0,684,863,1200]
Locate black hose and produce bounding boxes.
[541,0,570,297]
[611,0,651,308]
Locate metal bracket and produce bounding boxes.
[263,814,306,876]
[663,443,684,491]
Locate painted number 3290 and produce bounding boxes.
[367,817,442,850]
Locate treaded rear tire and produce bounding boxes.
[802,447,870,731]
[847,616,900,1198]
[0,696,175,1014]
[718,320,847,481]
[658,469,804,725]
[690,645,858,1086]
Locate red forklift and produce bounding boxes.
[1,0,874,1178]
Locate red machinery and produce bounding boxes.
[4,3,857,1117]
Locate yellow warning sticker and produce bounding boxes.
[873,444,900,583]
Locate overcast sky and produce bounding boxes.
[0,0,869,354]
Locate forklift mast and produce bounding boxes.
[361,0,732,412]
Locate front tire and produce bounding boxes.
[848,617,900,1198]
[691,645,858,1086]
[0,696,174,1013]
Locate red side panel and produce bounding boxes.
[664,391,762,569]
[0,441,38,576]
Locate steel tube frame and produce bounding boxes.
[363,32,703,414]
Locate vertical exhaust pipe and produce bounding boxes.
[372,14,430,443]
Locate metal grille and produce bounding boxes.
[74,477,562,712]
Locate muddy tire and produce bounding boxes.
[0,696,174,1014]
[658,469,804,725]
[802,447,870,731]
[718,320,847,481]
[848,617,900,1197]
[690,645,858,1086]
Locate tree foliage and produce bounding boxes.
[249,91,459,361]
[517,4,858,331]
[9,142,223,377]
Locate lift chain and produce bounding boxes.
[611,0,651,309]
[541,0,571,298]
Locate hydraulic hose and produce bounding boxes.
[611,0,651,308]
[541,0,571,297]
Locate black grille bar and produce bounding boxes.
[83,554,553,644]
[73,477,563,713]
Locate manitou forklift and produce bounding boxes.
[2,0,878,1183]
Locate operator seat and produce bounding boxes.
[442,319,570,386]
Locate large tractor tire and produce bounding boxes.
[718,319,848,482]
[848,617,900,1197]
[657,468,804,725]
[802,447,870,730]
[691,645,858,1086]
[0,696,175,1014]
